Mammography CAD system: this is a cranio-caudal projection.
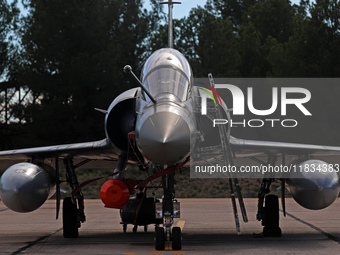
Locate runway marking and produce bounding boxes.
[165,241,172,251]
[284,210,340,244]
[175,220,185,230]
[10,227,63,255]
[122,252,201,254]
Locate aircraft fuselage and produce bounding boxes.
[134,48,197,165]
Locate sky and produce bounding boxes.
[142,0,302,19]
[15,0,208,19]
[143,0,208,19]
[16,0,303,20]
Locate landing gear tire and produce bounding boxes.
[123,224,127,233]
[144,225,148,233]
[63,197,79,238]
[263,194,282,237]
[155,227,165,250]
[172,227,182,250]
[133,225,138,233]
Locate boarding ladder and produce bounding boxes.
[193,74,248,234]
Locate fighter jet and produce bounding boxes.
[1,0,340,251]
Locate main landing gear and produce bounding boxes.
[262,194,281,237]
[63,197,80,238]
[62,157,86,238]
[256,178,282,237]
[154,173,182,251]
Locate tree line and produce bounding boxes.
[1,0,340,150]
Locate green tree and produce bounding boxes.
[207,0,259,29]
[11,0,150,147]
[270,0,340,77]
[236,21,266,76]
[0,0,20,150]
[235,0,295,77]
[245,0,295,44]
[146,0,168,52]
[0,0,19,79]
[177,7,241,77]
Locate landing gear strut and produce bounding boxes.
[62,157,86,238]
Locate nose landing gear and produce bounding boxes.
[154,173,182,251]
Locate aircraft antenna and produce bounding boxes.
[160,0,181,48]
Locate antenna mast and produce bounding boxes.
[160,0,181,48]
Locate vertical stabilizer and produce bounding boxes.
[160,0,181,48]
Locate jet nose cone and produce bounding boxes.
[137,112,191,164]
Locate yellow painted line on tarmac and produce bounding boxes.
[171,251,187,254]
[175,220,185,231]
[122,252,201,254]
[122,252,164,254]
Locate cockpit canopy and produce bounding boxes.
[140,48,193,102]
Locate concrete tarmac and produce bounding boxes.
[1,198,340,255]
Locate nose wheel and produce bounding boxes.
[154,173,182,250]
[155,226,182,251]
[172,227,182,250]
[155,227,165,250]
